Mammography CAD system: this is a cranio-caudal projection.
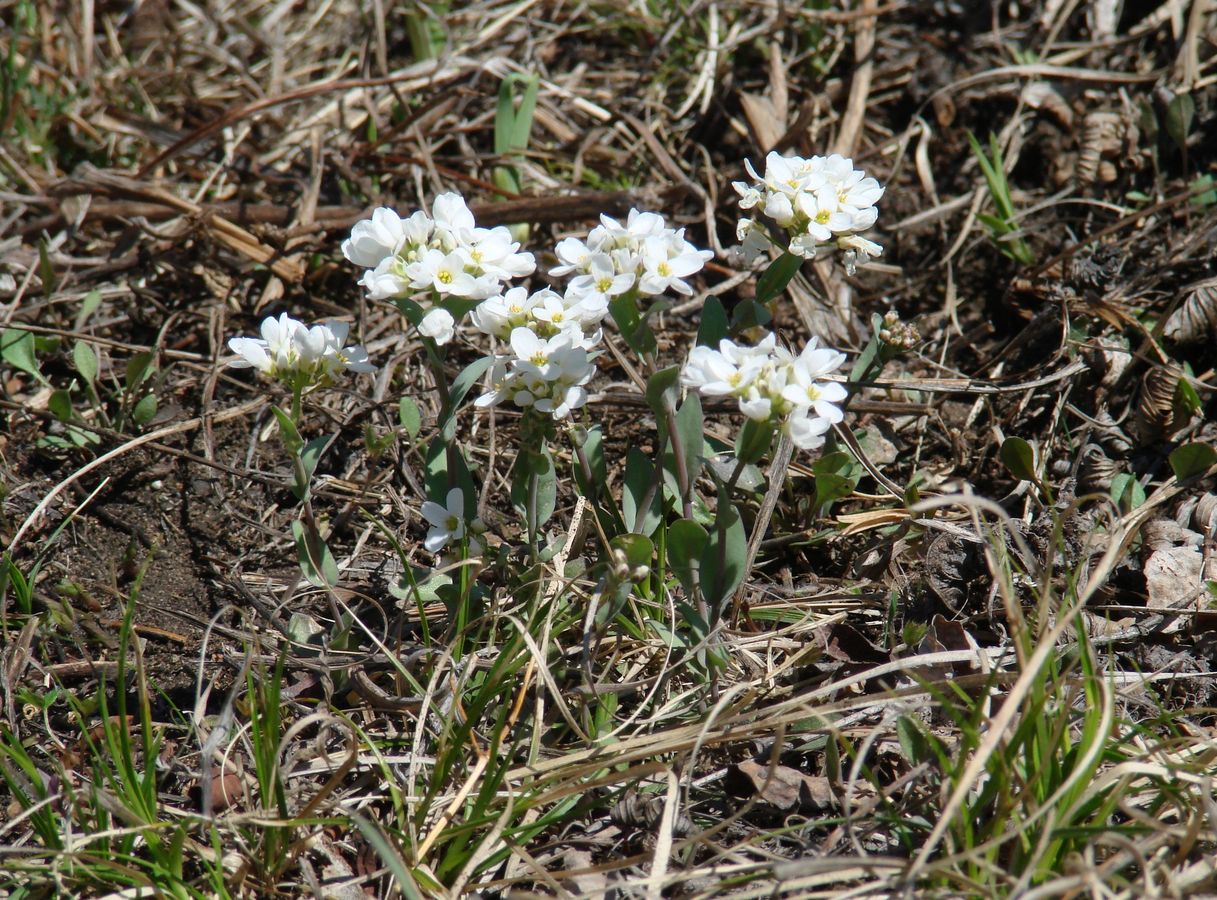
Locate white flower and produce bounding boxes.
[781,340,848,423]
[462,227,535,280]
[837,233,884,275]
[534,383,588,419]
[341,208,407,268]
[418,307,456,345]
[785,411,834,450]
[471,286,539,340]
[421,487,467,553]
[680,343,761,396]
[431,192,476,235]
[359,256,412,301]
[566,255,635,306]
[407,248,481,297]
[637,235,712,297]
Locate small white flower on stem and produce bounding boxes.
[418,308,456,345]
[421,487,467,553]
[341,208,407,268]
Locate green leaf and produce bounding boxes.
[702,484,747,611]
[125,351,156,392]
[610,532,653,572]
[572,425,606,497]
[1169,442,1217,481]
[131,394,157,426]
[896,715,943,766]
[667,518,708,600]
[730,298,772,331]
[609,293,657,357]
[812,450,862,514]
[733,417,774,466]
[37,238,55,298]
[75,289,102,329]
[440,356,495,442]
[697,296,729,348]
[669,393,705,486]
[271,406,303,455]
[1000,436,1037,482]
[755,252,802,305]
[495,73,539,156]
[291,519,339,588]
[511,447,557,529]
[1164,92,1194,152]
[47,389,74,423]
[623,447,662,535]
[1174,368,1202,416]
[425,437,477,519]
[1,328,46,385]
[299,433,333,482]
[72,340,98,386]
[398,396,422,440]
[645,366,681,418]
[1110,472,1146,513]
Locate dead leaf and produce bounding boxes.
[739,92,785,153]
[1144,545,1206,610]
[837,507,909,535]
[725,759,834,811]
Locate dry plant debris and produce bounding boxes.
[2,1,1217,897]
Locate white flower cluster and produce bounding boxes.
[549,209,713,301]
[470,208,712,422]
[681,332,847,450]
[342,193,536,344]
[470,285,606,349]
[733,152,884,274]
[474,326,597,421]
[228,313,375,386]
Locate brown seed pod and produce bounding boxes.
[1079,444,1119,494]
[610,791,691,836]
[1194,493,1217,532]
[1133,365,1181,441]
[1076,111,1125,185]
[1163,278,1217,345]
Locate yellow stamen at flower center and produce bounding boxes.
[657,261,672,277]
[728,372,742,386]
[509,304,523,313]
[437,270,453,285]
[815,210,831,225]
[596,277,613,293]
[445,515,460,531]
[806,385,822,401]
[551,311,563,322]
[530,352,547,366]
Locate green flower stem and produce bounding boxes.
[290,451,344,624]
[731,432,793,623]
[290,383,304,426]
[706,452,750,623]
[661,393,695,521]
[526,460,540,564]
